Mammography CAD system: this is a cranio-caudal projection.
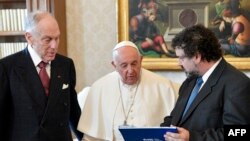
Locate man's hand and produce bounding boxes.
[164,127,190,141]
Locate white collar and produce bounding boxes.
[28,44,51,66]
[202,58,222,83]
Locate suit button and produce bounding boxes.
[28,106,32,110]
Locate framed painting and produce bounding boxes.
[117,0,250,70]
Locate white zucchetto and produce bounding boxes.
[113,41,139,51]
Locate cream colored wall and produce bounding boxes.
[66,0,250,92]
[66,0,117,92]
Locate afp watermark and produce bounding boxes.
[224,125,249,140]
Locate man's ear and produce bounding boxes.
[194,53,202,64]
[24,32,33,45]
[140,55,143,61]
[111,61,116,68]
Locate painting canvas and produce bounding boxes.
[118,0,250,70]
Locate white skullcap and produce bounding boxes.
[113,41,139,51]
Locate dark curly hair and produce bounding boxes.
[171,24,223,62]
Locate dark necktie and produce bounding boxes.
[38,61,50,96]
[182,77,203,117]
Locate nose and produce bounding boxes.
[50,39,57,49]
[127,65,134,73]
[177,58,182,66]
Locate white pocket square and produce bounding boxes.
[62,84,69,89]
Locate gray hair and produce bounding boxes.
[25,10,54,33]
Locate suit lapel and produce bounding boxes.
[47,59,63,106]
[177,79,196,123]
[14,48,47,111]
[40,57,64,122]
[180,59,226,124]
[180,83,211,123]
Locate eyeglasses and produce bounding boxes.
[178,55,188,61]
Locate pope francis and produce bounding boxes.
[77,41,178,141]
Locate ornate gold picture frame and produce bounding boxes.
[117,0,250,70]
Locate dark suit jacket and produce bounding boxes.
[0,48,83,141]
[161,58,250,141]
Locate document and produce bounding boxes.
[119,126,178,141]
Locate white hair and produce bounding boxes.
[25,10,54,33]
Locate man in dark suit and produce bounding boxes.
[161,24,250,141]
[0,11,83,141]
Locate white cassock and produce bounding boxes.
[77,68,178,141]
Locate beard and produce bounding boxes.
[181,66,199,78]
[185,71,199,78]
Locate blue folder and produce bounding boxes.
[119,126,178,141]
